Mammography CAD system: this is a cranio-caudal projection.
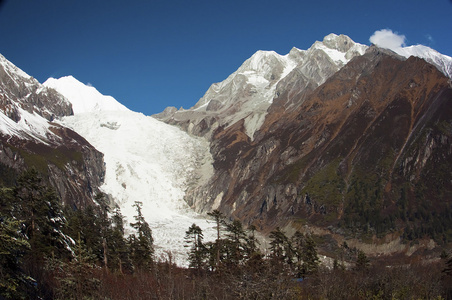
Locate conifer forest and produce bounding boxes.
[1,169,452,299]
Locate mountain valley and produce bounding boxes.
[1,33,452,266]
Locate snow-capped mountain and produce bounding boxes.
[0,54,72,143]
[47,77,216,265]
[0,54,105,209]
[155,34,452,258]
[156,34,452,141]
[44,76,130,114]
[1,55,217,264]
[396,45,452,78]
[155,34,368,139]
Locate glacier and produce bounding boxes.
[47,77,217,266]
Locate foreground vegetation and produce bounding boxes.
[1,169,452,299]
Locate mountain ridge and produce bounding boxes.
[155,33,451,142]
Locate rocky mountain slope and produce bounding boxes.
[0,54,105,208]
[158,35,452,255]
[155,34,367,139]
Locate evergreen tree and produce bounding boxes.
[292,231,305,277]
[243,224,264,272]
[184,223,206,271]
[52,232,100,299]
[207,209,225,271]
[355,250,370,271]
[94,192,111,272]
[13,169,69,259]
[129,201,154,271]
[0,216,31,299]
[269,227,293,265]
[108,205,130,274]
[301,234,319,275]
[0,169,72,298]
[65,205,103,263]
[224,219,247,266]
[245,224,259,257]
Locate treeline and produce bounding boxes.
[1,169,452,299]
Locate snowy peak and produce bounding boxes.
[310,33,367,65]
[238,50,297,80]
[156,34,369,140]
[394,45,452,78]
[192,34,367,114]
[322,33,358,53]
[0,54,73,143]
[0,53,33,82]
[44,76,130,114]
[157,32,452,143]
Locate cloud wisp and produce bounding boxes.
[369,29,406,50]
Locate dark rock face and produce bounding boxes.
[187,48,452,244]
[0,127,105,209]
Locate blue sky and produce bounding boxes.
[0,0,451,115]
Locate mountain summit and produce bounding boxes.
[44,76,130,114]
[155,34,368,139]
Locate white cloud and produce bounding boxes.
[425,34,435,46]
[369,29,406,50]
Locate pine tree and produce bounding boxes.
[94,192,111,272]
[65,205,103,263]
[207,209,225,271]
[13,169,70,259]
[269,227,293,265]
[243,224,264,272]
[184,223,205,271]
[224,219,247,266]
[292,231,305,277]
[301,234,319,275]
[245,224,259,257]
[52,232,100,299]
[0,216,31,299]
[108,205,130,274]
[355,250,370,271]
[129,201,154,271]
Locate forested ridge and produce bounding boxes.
[1,169,452,299]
